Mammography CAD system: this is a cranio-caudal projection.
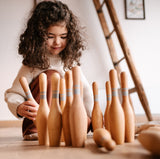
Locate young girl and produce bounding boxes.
[5,1,93,140]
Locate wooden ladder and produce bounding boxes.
[93,0,153,121]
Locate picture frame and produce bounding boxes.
[125,0,145,20]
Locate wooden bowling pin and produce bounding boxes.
[120,72,135,143]
[109,69,125,145]
[62,70,72,146]
[104,81,111,131]
[59,77,66,142]
[19,76,38,124]
[19,76,37,104]
[80,80,83,98]
[80,81,87,141]
[48,72,62,147]
[60,78,66,112]
[91,82,103,131]
[138,127,160,155]
[69,66,88,147]
[93,128,116,151]
[36,73,49,145]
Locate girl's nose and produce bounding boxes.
[54,37,60,45]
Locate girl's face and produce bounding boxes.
[46,24,68,55]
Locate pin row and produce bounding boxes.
[92,69,135,147]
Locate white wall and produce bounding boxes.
[0,0,160,120]
[0,0,34,120]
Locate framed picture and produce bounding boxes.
[125,0,145,20]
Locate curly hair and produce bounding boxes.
[18,0,86,70]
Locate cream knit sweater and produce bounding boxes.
[4,54,93,118]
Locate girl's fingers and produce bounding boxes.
[26,115,36,121]
[25,101,39,108]
[27,106,38,112]
[25,111,37,121]
[26,110,37,116]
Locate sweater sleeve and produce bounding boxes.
[4,65,33,119]
[80,68,93,118]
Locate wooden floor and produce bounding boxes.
[0,115,160,159]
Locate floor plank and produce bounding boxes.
[0,115,160,159]
[0,127,158,159]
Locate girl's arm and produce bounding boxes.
[4,65,34,118]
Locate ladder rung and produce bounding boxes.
[97,0,105,13]
[106,29,115,39]
[93,0,152,121]
[114,57,125,66]
[129,87,137,94]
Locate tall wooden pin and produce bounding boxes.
[36,73,49,145]
[19,76,39,124]
[19,76,38,104]
[120,71,135,142]
[109,69,125,145]
[62,70,72,146]
[91,82,103,131]
[60,78,66,112]
[48,72,62,147]
[104,81,111,131]
[69,66,87,147]
[80,80,83,98]
[60,77,66,142]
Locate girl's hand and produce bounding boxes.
[17,101,39,121]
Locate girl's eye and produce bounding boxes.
[47,36,54,39]
[61,36,67,39]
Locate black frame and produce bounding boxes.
[125,0,145,20]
